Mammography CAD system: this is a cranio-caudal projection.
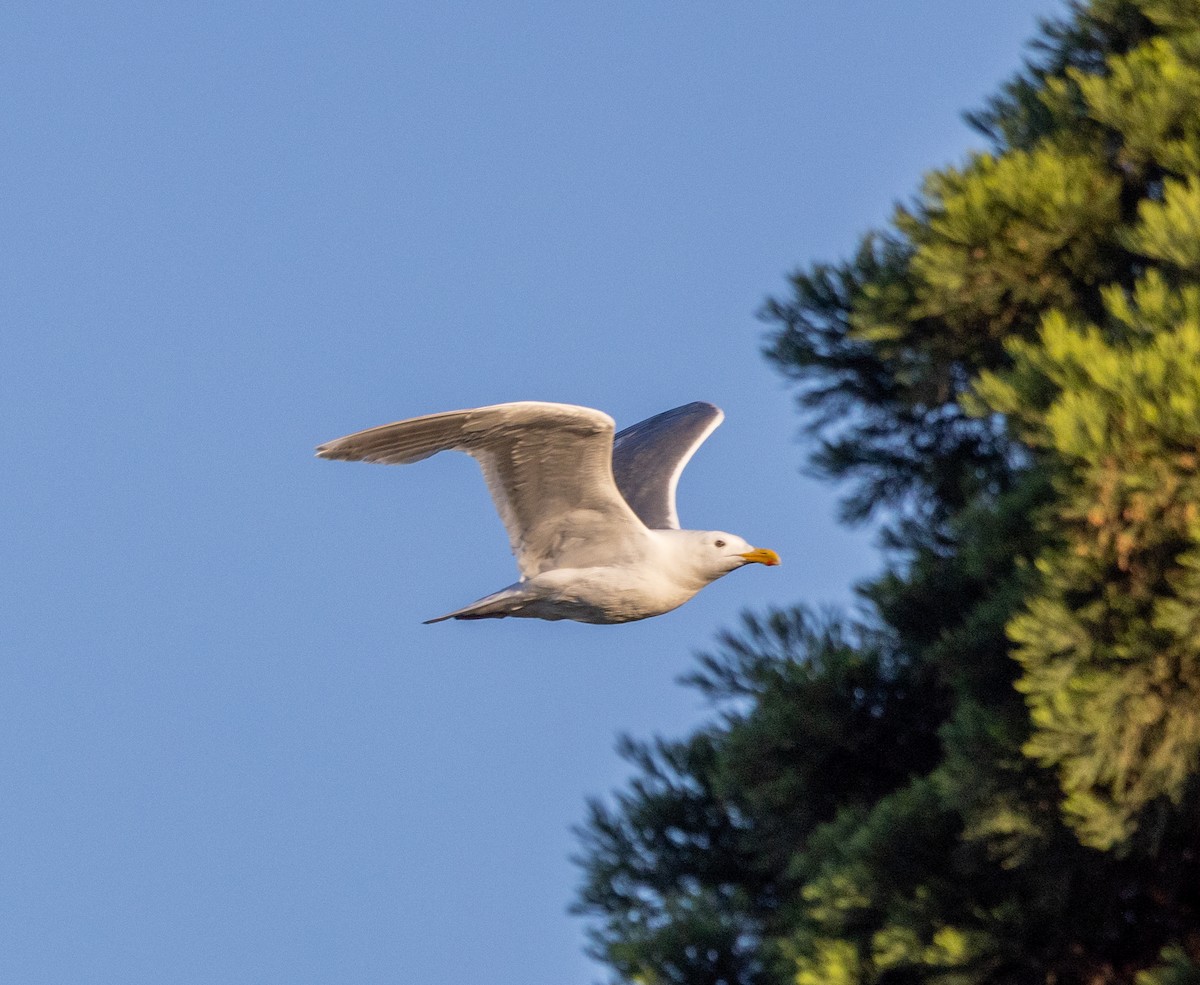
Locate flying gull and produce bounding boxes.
[316,401,779,624]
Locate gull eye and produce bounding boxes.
[714,539,726,548]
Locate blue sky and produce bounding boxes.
[4,2,1061,982]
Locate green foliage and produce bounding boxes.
[1137,948,1200,985]
[973,277,1200,851]
[902,149,1122,338]
[1126,176,1200,273]
[576,1,1200,981]
[1072,30,1200,177]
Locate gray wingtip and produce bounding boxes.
[315,440,348,460]
[691,401,724,427]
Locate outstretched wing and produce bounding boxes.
[611,402,724,529]
[316,401,648,578]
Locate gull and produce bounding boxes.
[316,401,779,624]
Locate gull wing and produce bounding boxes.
[316,401,648,579]
[611,402,724,529]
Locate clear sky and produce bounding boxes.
[3,2,1061,983]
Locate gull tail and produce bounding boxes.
[424,584,533,624]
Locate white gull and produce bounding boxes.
[316,401,779,624]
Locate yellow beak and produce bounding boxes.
[739,548,781,566]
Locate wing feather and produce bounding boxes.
[316,402,649,578]
[611,402,723,529]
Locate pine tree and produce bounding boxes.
[574,2,1200,982]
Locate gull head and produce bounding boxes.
[675,530,781,584]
